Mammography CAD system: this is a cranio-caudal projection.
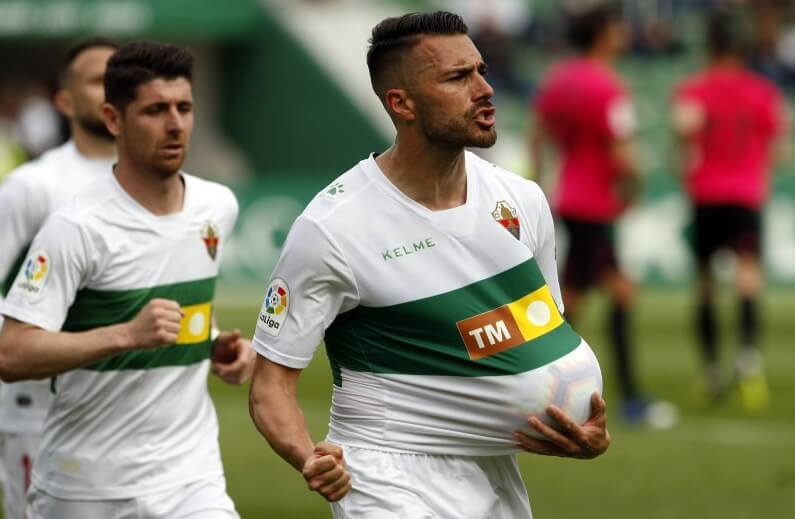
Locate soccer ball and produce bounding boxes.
[511,342,603,439]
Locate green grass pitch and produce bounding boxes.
[2,289,794,518]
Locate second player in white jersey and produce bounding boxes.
[2,172,238,499]
[254,151,602,455]
[0,141,115,434]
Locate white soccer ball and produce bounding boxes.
[511,342,603,439]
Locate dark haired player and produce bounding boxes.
[673,11,788,409]
[532,3,678,428]
[249,11,609,518]
[0,41,253,518]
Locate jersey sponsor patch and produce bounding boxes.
[177,302,212,344]
[12,249,50,301]
[257,278,289,336]
[456,284,563,360]
[491,200,520,240]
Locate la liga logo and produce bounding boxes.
[257,278,289,337]
[16,250,50,300]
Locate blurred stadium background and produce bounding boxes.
[1,0,794,517]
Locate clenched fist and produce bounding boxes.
[124,298,183,349]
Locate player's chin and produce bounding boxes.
[467,128,497,148]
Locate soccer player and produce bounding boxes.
[0,37,118,519]
[0,40,253,518]
[672,11,787,409]
[531,3,676,427]
[249,11,609,518]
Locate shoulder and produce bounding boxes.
[467,151,546,208]
[183,173,239,214]
[301,157,374,224]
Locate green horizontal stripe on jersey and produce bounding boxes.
[324,258,581,383]
[63,277,216,371]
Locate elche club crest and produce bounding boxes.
[201,221,219,260]
[491,200,520,240]
[257,278,290,337]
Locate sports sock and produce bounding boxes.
[739,297,758,350]
[609,303,638,400]
[697,301,718,366]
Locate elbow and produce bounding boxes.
[0,350,23,383]
[0,338,27,383]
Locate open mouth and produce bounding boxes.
[475,107,496,128]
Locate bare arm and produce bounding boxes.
[0,298,182,382]
[530,121,546,183]
[248,355,351,501]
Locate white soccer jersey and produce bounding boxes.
[254,151,602,456]
[1,172,238,499]
[0,140,114,434]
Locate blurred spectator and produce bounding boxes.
[0,81,27,182]
[14,80,63,159]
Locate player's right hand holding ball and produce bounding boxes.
[302,441,352,502]
[124,298,183,349]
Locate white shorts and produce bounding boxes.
[0,431,40,519]
[331,446,533,519]
[27,476,239,519]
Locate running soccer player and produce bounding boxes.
[531,3,676,427]
[672,11,788,409]
[0,38,118,519]
[249,12,609,518]
[0,41,253,518]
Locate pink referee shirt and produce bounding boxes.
[534,58,634,222]
[675,66,785,209]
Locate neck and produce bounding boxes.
[710,54,742,69]
[587,44,616,64]
[375,133,467,211]
[71,123,117,159]
[113,157,184,216]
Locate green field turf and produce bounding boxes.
[2,288,793,518]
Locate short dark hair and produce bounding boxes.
[367,11,468,94]
[567,3,622,51]
[706,10,746,57]
[58,37,120,87]
[104,40,194,111]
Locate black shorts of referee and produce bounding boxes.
[560,217,618,290]
[692,204,761,269]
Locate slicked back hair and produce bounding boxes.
[567,3,622,52]
[58,37,120,87]
[367,11,468,96]
[104,40,194,112]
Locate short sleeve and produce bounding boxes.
[1,215,91,331]
[530,184,564,315]
[252,215,359,369]
[606,95,638,140]
[0,169,49,294]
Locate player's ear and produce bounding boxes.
[385,88,415,122]
[53,89,74,119]
[101,102,122,138]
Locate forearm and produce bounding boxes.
[249,372,315,471]
[0,319,133,382]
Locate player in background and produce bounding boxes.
[0,38,118,519]
[249,11,609,518]
[0,40,254,518]
[531,2,677,428]
[672,11,788,409]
